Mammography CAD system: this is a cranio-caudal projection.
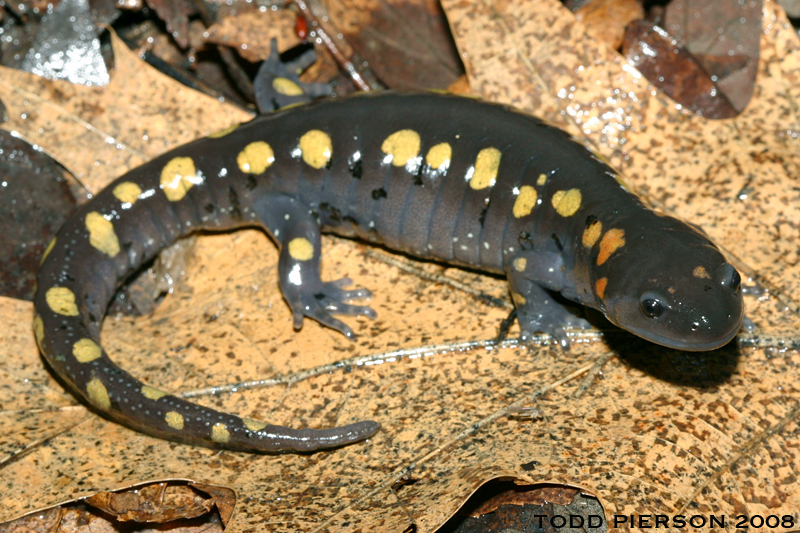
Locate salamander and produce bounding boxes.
[33,92,744,453]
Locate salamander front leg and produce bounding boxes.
[256,195,377,339]
[254,38,335,113]
[506,252,591,350]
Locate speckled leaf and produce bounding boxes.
[204,8,301,63]
[3,1,800,532]
[436,0,800,526]
[0,31,252,193]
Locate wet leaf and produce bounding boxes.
[0,31,252,193]
[145,0,193,49]
[0,131,76,300]
[85,483,217,522]
[2,1,800,532]
[320,0,463,90]
[663,0,762,111]
[204,8,301,63]
[623,20,738,119]
[575,0,643,50]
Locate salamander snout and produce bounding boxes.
[604,259,745,352]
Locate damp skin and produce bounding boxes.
[33,92,744,452]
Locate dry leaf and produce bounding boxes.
[2,1,800,532]
[85,483,215,523]
[204,8,300,63]
[0,31,252,193]
[575,0,644,50]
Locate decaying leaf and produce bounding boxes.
[85,482,221,523]
[623,20,738,119]
[0,31,252,193]
[320,0,463,90]
[0,130,76,301]
[204,8,301,63]
[575,0,643,50]
[2,1,800,532]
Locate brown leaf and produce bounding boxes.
[3,1,800,532]
[145,0,193,49]
[622,20,738,119]
[189,483,236,527]
[575,0,644,50]
[663,0,761,111]
[321,0,463,90]
[0,31,252,193]
[204,8,301,63]
[85,483,216,522]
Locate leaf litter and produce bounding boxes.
[1,0,800,532]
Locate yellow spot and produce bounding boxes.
[381,129,421,167]
[512,186,538,218]
[243,418,267,432]
[73,338,102,363]
[113,182,142,205]
[299,130,332,169]
[40,237,56,265]
[160,157,198,202]
[86,379,111,410]
[537,173,547,186]
[46,287,79,316]
[33,315,44,347]
[551,189,582,217]
[425,142,452,170]
[582,220,603,248]
[212,423,231,443]
[237,141,275,174]
[513,257,527,272]
[595,277,608,300]
[512,292,527,306]
[272,77,304,96]
[85,212,120,257]
[208,123,238,139]
[693,266,711,279]
[597,229,626,266]
[287,237,314,261]
[469,147,502,190]
[165,411,184,430]
[141,386,168,400]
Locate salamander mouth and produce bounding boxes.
[620,319,742,352]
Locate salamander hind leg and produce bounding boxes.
[506,252,591,350]
[256,195,377,339]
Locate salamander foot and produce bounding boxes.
[288,277,377,339]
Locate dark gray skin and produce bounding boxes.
[34,93,744,453]
[598,214,743,351]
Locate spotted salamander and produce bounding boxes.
[34,92,744,453]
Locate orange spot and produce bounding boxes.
[595,277,608,300]
[693,266,711,279]
[597,229,626,266]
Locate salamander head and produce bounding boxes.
[599,219,743,351]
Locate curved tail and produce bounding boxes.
[33,175,379,453]
[34,287,379,452]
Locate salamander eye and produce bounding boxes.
[729,269,741,290]
[640,291,667,318]
[716,263,741,291]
